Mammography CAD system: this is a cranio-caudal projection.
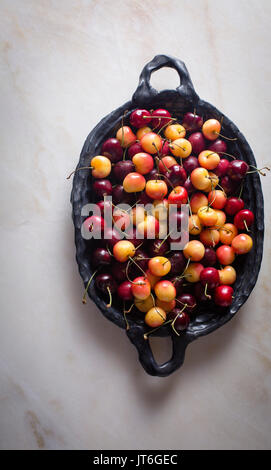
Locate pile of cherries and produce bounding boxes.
[77,107,262,337]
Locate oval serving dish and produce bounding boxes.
[71,55,264,377]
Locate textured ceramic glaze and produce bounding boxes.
[71,55,264,377]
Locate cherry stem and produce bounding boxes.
[171,304,187,336]
[247,166,270,176]
[143,319,173,340]
[82,270,98,304]
[66,166,92,179]
[238,182,244,199]
[182,257,191,276]
[106,286,112,308]
[157,229,173,249]
[244,220,250,232]
[123,301,131,330]
[204,283,211,299]
[215,131,237,141]
[208,151,236,160]
[128,256,147,278]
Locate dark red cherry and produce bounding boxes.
[92,247,111,268]
[201,247,217,267]
[168,309,190,331]
[151,109,172,130]
[117,281,133,301]
[130,109,151,128]
[111,261,129,282]
[168,252,187,276]
[220,175,238,195]
[148,239,169,257]
[227,160,249,181]
[93,179,112,198]
[95,273,117,294]
[125,226,143,247]
[145,168,160,181]
[200,267,220,290]
[127,142,143,159]
[184,177,196,194]
[208,139,227,155]
[97,200,112,217]
[182,112,203,131]
[234,209,254,230]
[169,210,189,231]
[112,185,134,205]
[188,132,206,155]
[213,159,230,177]
[183,156,199,174]
[225,197,245,216]
[194,282,212,302]
[101,227,122,248]
[102,138,123,163]
[133,248,149,271]
[113,160,135,183]
[168,165,187,186]
[169,276,184,295]
[176,292,197,313]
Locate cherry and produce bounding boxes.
[155,280,176,302]
[112,185,134,205]
[133,248,149,271]
[148,239,169,257]
[219,223,238,245]
[216,245,235,265]
[123,172,146,193]
[131,276,151,300]
[95,273,117,307]
[151,108,172,129]
[202,119,221,141]
[184,262,204,283]
[132,152,154,175]
[158,156,177,175]
[141,132,162,154]
[159,139,170,156]
[208,189,227,210]
[183,156,199,174]
[111,260,129,282]
[198,150,220,170]
[92,247,111,268]
[146,180,168,200]
[220,175,238,194]
[231,233,253,254]
[214,285,233,307]
[234,209,254,230]
[208,138,227,155]
[90,155,112,179]
[190,167,210,191]
[168,186,188,207]
[188,132,206,155]
[148,256,171,277]
[169,309,190,331]
[101,138,123,163]
[169,210,188,232]
[145,307,166,327]
[113,240,136,262]
[125,226,144,247]
[183,240,205,262]
[113,160,135,183]
[93,179,112,199]
[213,159,230,177]
[219,266,236,285]
[201,247,217,266]
[170,276,184,294]
[127,142,143,159]
[145,168,160,181]
[168,165,187,186]
[164,123,186,141]
[83,215,105,238]
[116,126,136,148]
[184,177,196,194]
[225,197,244,216]
[130,109,151,128]
[194,282,211,302]
[183,112,203,131]
[227,160,249,181]
[117,281,133,301]
[168,252,186,276]
[137,214,159,238]
[200,267,220,290]
[113,207,131,232]
[176,292,197,313]
[169,138,192,158]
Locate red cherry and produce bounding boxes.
[169,276,184,295]
[184,177,196,194]
[227,160,249,181]
[97,200,112,217]
[101,138,123,163]
[93,179,112,198]
[225,197,245,216]
[183,156,199,174]
[201,247,217,267]
[188,132,206,155]
[127,142,143,159]
[200,267,220,290]
[194,282,212,302]
[111,260,129,282]
[213,159,230,177]
[183,112,203,131]
[83,215,105,238]
[151,109,172,129]
[168,309,190,331]
[113,161,135,182]
[208,139,227,155]
[160,140,170,156]
[168,186,188,207]
[176,292,197,313]
[214,285,234,307]
[112,185,134,205]
[234,209,254,230]
[117,281,133,300]
[220,175,239,194]
[148,239,169,257]
[130,109,151,128]
[92,247,111,268]
[168,165,187,187]
[95,273,117,294]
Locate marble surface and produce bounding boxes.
[1,0,271,450]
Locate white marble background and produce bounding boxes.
[1,0,271,450]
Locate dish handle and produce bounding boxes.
[132,54,199,106]
[126,325,190,377]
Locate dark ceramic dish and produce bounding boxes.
[71,55,264,377]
